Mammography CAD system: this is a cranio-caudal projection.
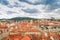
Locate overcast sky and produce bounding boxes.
[0,0,60,19]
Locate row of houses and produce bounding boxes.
[0,20,60,34]
[0,19,60,40]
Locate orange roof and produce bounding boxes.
[9,34,22,40]
[26,29,40,32]
[0,26,8,29]
[21,35,31,40]
[10,29,18,33]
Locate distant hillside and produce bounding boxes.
[1,17,60,21]
[9,17,38,21]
